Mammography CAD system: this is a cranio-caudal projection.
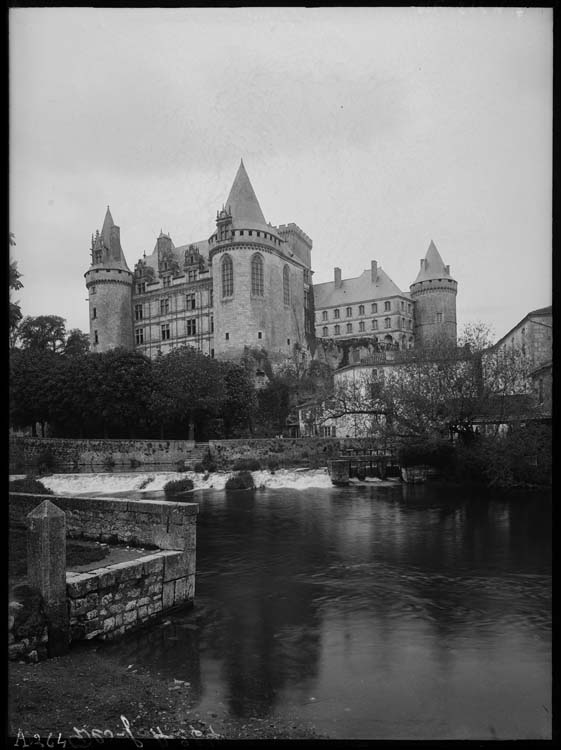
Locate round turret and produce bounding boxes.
[410,241,457,349]
[84,208,134,352]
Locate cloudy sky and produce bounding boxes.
[10,6,552,341]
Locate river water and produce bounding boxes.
[39,473,552,739]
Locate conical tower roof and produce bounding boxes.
[413,240,454,283]
[101,206,115,248]
[224,160,268,230]
[95,206,130,272]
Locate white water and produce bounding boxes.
[20,468,334,496]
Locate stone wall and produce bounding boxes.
[9,493,197,658]
[10,436,381,471]
[66,549,194,643]
[208,436,383,468]
[9,437,198,471]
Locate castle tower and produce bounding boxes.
[409,240,457,349]
[209,160,311,359]
[84,207,134,352]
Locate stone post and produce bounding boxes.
[27,500,69,656]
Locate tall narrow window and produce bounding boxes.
[160,298,170,315]
[384,317,391,329]
[436,312,443,324]
[346,323,353,333]
[322,310,328,321]
[283,265,290,305]
[135,328,144,345]
[371,303,377,313]
[134,304,143,321]
[359,305,365,315]
[322,326,328,337]
[384,301,391,311]
[334,308,340,319]
[359,321,365,332]
[251,254,264,296]
[186,293,196,310]
[161,324,170,340]
[334,324,340,335]
[94,330,99,344]
[222,254,233,297]
[92,307,97,319]
[372,319,378,330]
[346,306,352,317]
[187,319,196,336]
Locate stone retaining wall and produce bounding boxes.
[10,435,384,471]
[9,493,197,659]
[66,550,194,643]
[9,436,198,470]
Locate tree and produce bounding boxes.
[9,348,59,436]
[64,329,91,357]
[17,315,67,353]
[218,360,257,437]
[149,347,223,439]
[9,233,23,344]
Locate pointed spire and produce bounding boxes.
[413,240,454,283]
[101,206,114,248]
[224,160,267,227]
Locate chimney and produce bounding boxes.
[371,260,378,282]
[334,267,342,288]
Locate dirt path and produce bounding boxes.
[8,644,326,742]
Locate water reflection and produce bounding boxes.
[103,484,551,739]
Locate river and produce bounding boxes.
[39,472,552,739]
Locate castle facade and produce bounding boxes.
[85,162,458,363]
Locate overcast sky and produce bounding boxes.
[10,6,552,341]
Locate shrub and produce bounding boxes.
[266,457,280,473]
[36,447,56,475]
[163,478,194,499]
[200,449,217,473]
[9,477,53,495]
[232,457,261,471]
[225,470,255,491]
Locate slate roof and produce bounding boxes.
[224,159,270,231]
[313,266,409,309]
[412,240,454,283]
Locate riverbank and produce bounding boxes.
[8,641,327,741]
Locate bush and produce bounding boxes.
[200,449,217,473]
[35,447,56,475]
[266,457,280,473]
[9,477,53,495]
[232,457,261,471]
[225,470,255,490]
[163,478,194,499]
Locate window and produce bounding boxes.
[258,331,263,339]
[436,312,443,324]
[346,323,353,333]
[92,307,97,319]
[135,328,144,345]
[322,326,328,337]
[188,270,198,282]
[251,254,264,296]
[384,317,391,329]
[334,324,340,335]
[372,319,378,330]
[322,310,328,321]
[346,307,352,317]
[163,276,171,288]
[187,319,196,336]
[359,321,365,332]
[249,230,253,236]
[371,303,377,313]
[283,265,290,305]
[161,324,170,340]
[209,289,213,307]
[384,301,391,311]
[210,316,214,333]
[408,303,411,313]
[90,285,97,295]
[94,330,98,344]
[222,255,233,297]
[287,338,290,346]
[225,332,230,340]
[402,318,405,329]
[211,349,215,358]
[408,319,412,330]
[401,301,405,310]
[334,308,340,319]
[94,249,102,264]
[160,298,170,315]
[359,305,365,315]
[186,293,196,310]
[134,304,143,321]
[136,282,146,294]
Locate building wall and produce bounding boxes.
[409,279,458,348]
[85,268,134,352]
[212,244,305,358]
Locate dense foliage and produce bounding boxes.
[163,478,195,498]
[225,471,255,490]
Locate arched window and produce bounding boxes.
[251,254,264,296]
[222,254,233,297]
[283,265,290,305]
